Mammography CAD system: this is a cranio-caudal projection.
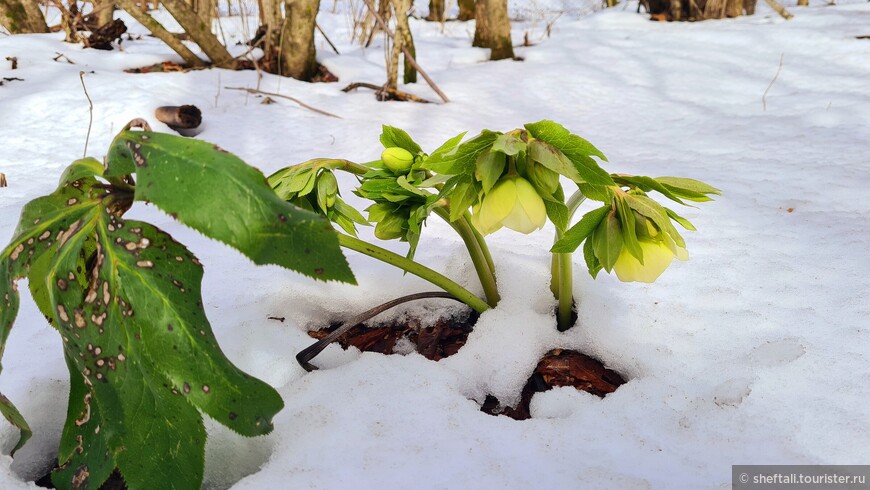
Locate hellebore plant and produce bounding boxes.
[0,119,717,489]
[268,120,720,333]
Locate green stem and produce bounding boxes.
[433,208,500,307]
[468,215,497,280]
[554,189,588,331]
[337,233,490,314]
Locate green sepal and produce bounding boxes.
[550,204,610,253]
[106,130,354,284]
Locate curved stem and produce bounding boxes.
[296,291,461,371]
[433,208,500,307]
[338,233,490,314]
[554,189,588,331]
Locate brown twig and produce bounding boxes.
[224,86,342,118]
[763,0,794,19]
[5,57,17,70]
[79,72,93,158]
[361,0,450,103]
[296,291,461,371]
[0,173,7,188]
[342,82,432,103]
[762,54,784,112]
[316,21,340,55]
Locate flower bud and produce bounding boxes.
[374,213,406,240]
[527,163,560,195]
[316,170,339,212]
[381,147,415,174]
[472,176,547,235]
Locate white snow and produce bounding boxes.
[2,0,870,488]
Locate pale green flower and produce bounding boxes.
[472,176,547,235]
[612,238,688,283]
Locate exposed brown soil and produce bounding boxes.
[307,315,626,421]
[307,312,478,362]
[481,349,627,420]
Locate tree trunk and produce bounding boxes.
[426,0,443,21]
[703,0,726,18]
[393,0,416,83]
[472,0,513,61]
[744,0,757,15]
[725,0,743,16]
[0,0,49,33]
[117,0,206,67]
[96,0,115,26]
[192,0,215,24]
[161,0,234,65]
[280,0,320,81]
[458,0,474,20]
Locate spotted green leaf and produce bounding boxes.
[106,130,354,284]
[2,168,284,490]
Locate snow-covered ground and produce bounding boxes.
[2,0,869,488]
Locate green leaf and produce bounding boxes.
[625,194,686,248]
[106,131,354,283]
[612,174,686,205]
[577,183,614,203]
[0,267,31,457]
[615,195,643,262]
[655,176,721,202]
[59,158,105,185]
[424,131,498,175]
[583,237,602,279]
[592,211,623,272]
[665,207,697,231]
[2,164,286,489]
[474,150,506,194]
[524,120,613,186]
[527,139,585,184]
[550,205,609,253]
[380,125,423,155]
[446,176,479,222]
[544,199,569,232]
[492,133,526,156]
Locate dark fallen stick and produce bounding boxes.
[315,21,340,55]
[5,57,17,70]
[296,291,460,372]
[155,105,202,129]
[342,82,432,103]
[1,173,7,188]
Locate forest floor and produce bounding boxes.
[1,0,869,488]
